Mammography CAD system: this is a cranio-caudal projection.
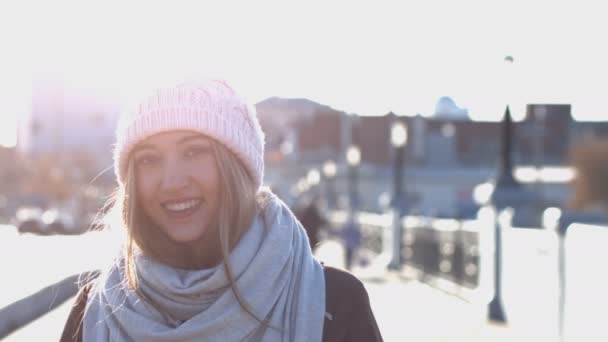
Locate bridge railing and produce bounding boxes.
[328,207,608,340]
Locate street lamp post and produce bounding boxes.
[323,160,337,210]
[388,120,408,270]
[487,55,516,324]
[534,105,547,211]
[346,145,361,213]
[296,177,310,195]
[543,207,566,342]
[307,168,321,195]
[344,145,361,271]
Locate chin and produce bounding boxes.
[168,229,207,244]
[159,222,208,244]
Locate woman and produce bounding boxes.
[61,79,382,341]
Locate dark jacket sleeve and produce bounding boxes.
[344,277,383,342]
[59,285,90,342]
[323,266,383,342]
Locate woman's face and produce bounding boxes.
[132,131,221,250]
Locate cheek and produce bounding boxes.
[135,169,160,205]
[191,156,219,181]
[191,160,222,199]
[207,166,221,194]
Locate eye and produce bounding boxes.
[135,153,160,167]
[185,145,210,158]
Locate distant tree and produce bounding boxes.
[568,138,608,210]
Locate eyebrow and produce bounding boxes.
[133,134,210,154]
[132,144,155,154]
[177,134,211,145]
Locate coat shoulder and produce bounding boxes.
[324,265,367,300]
[322,266,383,342]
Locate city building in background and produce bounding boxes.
[260,100,604,218]
[17,80,120,185]
[11,83,608,219]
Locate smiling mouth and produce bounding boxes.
[161,199,202,219]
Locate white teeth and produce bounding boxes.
[164,199,200,212]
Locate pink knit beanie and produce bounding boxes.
[113,79,265,189]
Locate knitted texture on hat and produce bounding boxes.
[113,80,265,189]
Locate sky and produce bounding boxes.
[0,0,606,147]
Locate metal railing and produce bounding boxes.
[327,211,485,297]
[328,206,608,341]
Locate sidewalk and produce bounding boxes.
[315,239,517,342]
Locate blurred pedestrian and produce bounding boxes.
[61,79,382,342]
[295,194,327,251]
[341,215,362,271]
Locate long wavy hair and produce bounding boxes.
[100,137,266,323]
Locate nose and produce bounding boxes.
[160,161,190,193]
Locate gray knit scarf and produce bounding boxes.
[82,191,326,341]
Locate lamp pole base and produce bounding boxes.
[488,297,507,323]
[387,261,401,271]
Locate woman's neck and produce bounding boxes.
[144,225,223,270]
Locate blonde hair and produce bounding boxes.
[104,138,266,323]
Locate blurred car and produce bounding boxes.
[42,209,78,235]
[13,207,46,234]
